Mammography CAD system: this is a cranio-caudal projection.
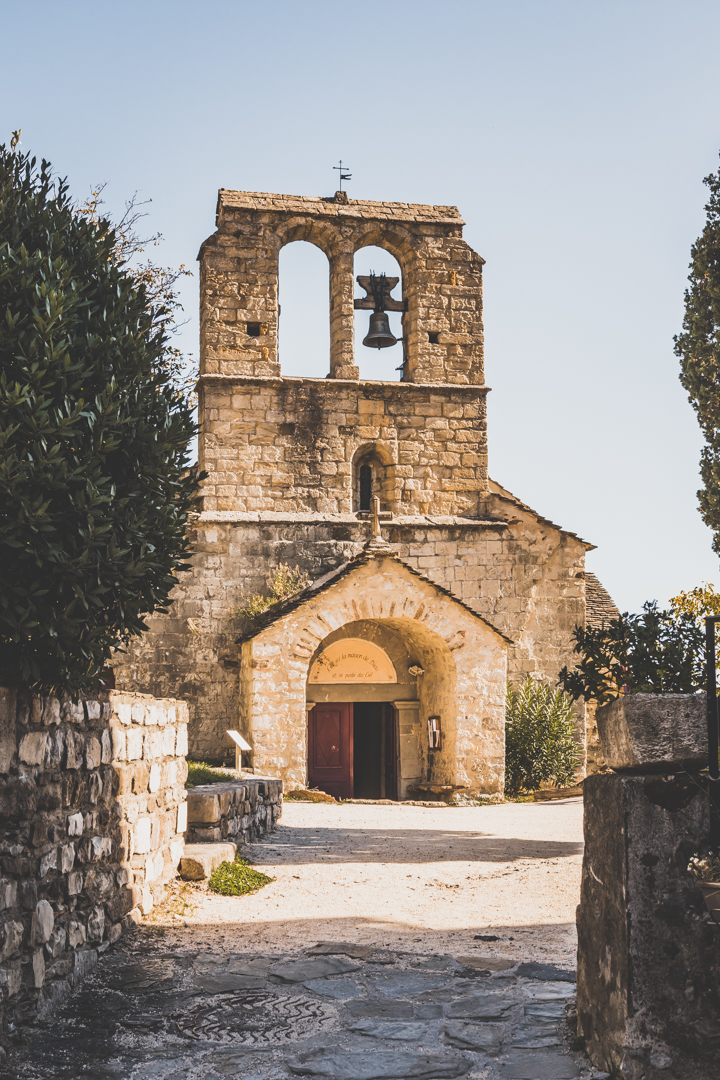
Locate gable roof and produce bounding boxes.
[236,542,513,645]
[488,479,596,551]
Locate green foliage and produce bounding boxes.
[670,582,720,620]
[208,857,274,896]
[688,851,720,883]
[675,156,720,554]
[558,601,706,705]
[504,678,582,795]
[185,761,234,787]
[237,563,309,620]
[0,143,199,694]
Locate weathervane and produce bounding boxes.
[333,160,352,192]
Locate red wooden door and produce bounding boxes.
[308,704,353,799]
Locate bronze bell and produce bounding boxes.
[362,311,398,350]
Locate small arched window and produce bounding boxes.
[359,464,373,511]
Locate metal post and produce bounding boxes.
[706,617,720,850]
[706,617,719,780]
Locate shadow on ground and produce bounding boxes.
[251,828,583,865]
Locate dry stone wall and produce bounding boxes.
[0,687,187,1029]
[186,777,282,845]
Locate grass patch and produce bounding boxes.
[208,857,274,897]
[186,761,234,787]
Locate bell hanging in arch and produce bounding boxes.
[362,311,398,350]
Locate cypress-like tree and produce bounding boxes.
[0,143,199,694]
[676,156,720,552]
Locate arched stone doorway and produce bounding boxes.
[305,620,429,800]
[237,547,509,798]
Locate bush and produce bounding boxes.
[208,857,274,896]
[505,678,582,795]
[0,143,199,694]
[558,601,706,705]
[237,563,309,620]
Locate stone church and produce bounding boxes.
[113,188,616,798]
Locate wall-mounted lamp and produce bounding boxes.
[427,716,441,751]
[227,729,252,772]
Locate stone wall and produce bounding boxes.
[199,375,489,518]
[577,772,720,1079]
[186,777,282,845]
[0,687,188,1029]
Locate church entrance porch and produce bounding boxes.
[307,702,398,801]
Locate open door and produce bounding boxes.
[383,703,398,801]
[307,703,353,799]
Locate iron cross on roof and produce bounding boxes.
[333,160,352,191]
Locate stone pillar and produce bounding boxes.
[577,695,720,1079]
[329,250,358,380]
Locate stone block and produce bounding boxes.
[176,801,188,833]
[577,772,720,1080]
[19,732,48,765]
[85,736,102,769]
[0,879,17,910]
[126,727,143,761]
[67,811,83,836]
[187,789,221,824]
[101,728,113,764]
[179,842,236,880]
[39,847,57,877]
[1,920,23,960]
[0,685,17,773]
[596,693,707,771]
[134,817,152,854]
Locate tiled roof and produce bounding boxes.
[585,572,621,628]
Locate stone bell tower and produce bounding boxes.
[115,187,592,770]
[197,190,489,520]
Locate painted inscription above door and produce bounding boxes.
[308,639,397,683]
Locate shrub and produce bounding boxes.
[208,857,274,896]
[505,678,582,795]
[237,563,309,620]
[558,601,706,705]
[0,143,198,694]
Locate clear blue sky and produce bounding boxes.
[3,0,720,611]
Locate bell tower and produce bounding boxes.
[197,189,489,519]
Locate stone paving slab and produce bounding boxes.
[1,927,594,1080]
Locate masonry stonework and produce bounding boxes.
[114,189,605,790]
[0,687,187,1028]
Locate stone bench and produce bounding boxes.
[185,776,282,846]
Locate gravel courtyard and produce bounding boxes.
[5,798,597,1080]
[170,799,584,967]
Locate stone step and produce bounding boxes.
[179,842,236,880]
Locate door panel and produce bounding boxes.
[308,703,353,799]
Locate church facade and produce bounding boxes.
[114,189,611,797]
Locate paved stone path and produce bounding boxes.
[5,801,605,1079]
[7,935,605,1079]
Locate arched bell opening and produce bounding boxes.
[277,240,330,378]
[305,618,457,801]
[353,245,404,382]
